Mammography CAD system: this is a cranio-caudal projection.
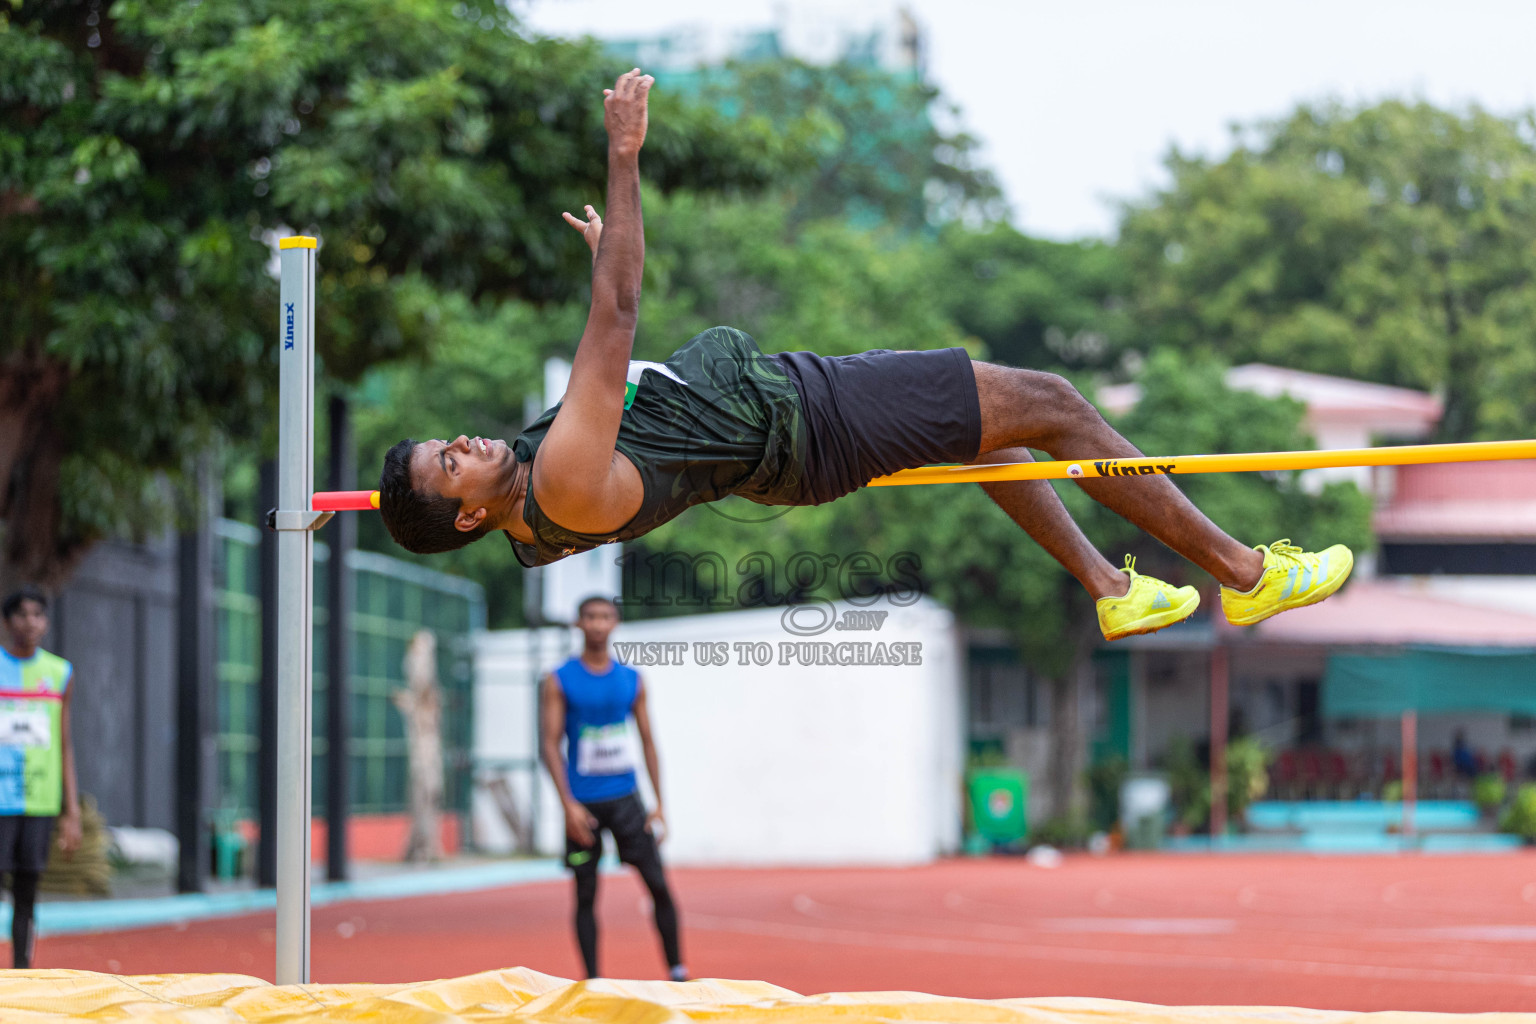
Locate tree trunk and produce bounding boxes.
[393,631,445,862]
[1047,651,1091,825]
[0,352,91,590]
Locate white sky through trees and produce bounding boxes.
[519,0,1536,240]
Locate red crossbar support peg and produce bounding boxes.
[312,490,379,512]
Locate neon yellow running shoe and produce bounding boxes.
[1220,539,1354,626]
[1096,557,1201,641]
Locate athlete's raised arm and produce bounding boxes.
[536,69,653,533]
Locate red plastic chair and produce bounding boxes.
[1428,751,1447,798]
[1273,750,1298,800]
[1326,750,1349,799]
[1357,750,1378,798]
[1299,749,1323,800]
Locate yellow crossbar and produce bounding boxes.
[867,439,1536,487]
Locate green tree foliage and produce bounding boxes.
[637,191,973,358]
[933,223,1128,372]
[1162,735,1271,832]
[1499,783,1536,842]
[0,0,797,585]
[681,59,1003,230]
[1119,100,1536,441]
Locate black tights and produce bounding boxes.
[11,870,38,969]
[574,848,681,978]
[574,867,599,976]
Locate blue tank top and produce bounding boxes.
[557,656,640,804]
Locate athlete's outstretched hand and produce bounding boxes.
[562,204,603,259]
[603,68,653,157]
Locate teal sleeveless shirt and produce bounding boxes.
[509,327,806,567]
[0,646,71,816]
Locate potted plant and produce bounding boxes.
[1472,772,1508,818]
[1499,784,1536,843]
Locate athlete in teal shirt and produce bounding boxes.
[0,586,81,968]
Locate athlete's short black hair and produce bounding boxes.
[378,439,492,554]
[577,595,619,618]
[2,586,47,621]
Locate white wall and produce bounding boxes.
[471,625,574,861]
[472,598,965,866]
[1417,576,1536,617]
[1138,650,1212,765]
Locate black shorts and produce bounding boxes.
[564,792,659,874]
[772,347,982,505]
[0,816,55,873]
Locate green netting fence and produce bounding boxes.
[214,519,485,819]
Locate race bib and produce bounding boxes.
[576,723,635,776]
[0,709,50,748]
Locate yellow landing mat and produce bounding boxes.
[0,969,1529,1023]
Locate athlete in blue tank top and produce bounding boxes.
[559,649,639,805]
[540,595,685,981]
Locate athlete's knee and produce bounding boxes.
[631,850,672,899]
[1028,370,1107,443]
[979,364,1101,448]
[1027,369,1093,414]
[644,870,675,910]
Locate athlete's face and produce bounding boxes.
[2,599,48,653]
[578,602,619,648]
[409,435,515,532]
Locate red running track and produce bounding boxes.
[37,854,1536,1012]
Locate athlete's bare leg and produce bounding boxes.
[970,362,1264,599]
[975,447,1131,599]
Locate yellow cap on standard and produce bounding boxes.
[279,236,318,249]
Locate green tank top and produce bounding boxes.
[509,327,806,567]
[0,646,71,816]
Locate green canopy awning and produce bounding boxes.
[1324,648,1536,717]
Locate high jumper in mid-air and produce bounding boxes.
[377,69,1351,640]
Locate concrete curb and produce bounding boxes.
[25,858,567,937]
